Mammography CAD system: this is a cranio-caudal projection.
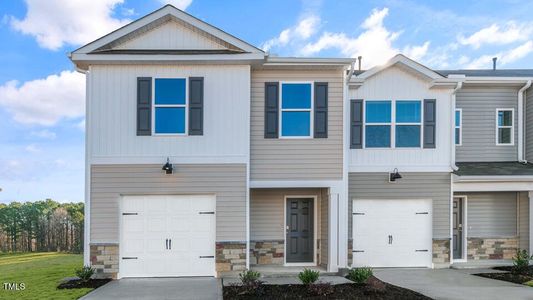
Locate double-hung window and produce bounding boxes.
[280,83,312,137]
[365,101,391,147]
[496,109,513,145]
[395,101,421,147]
[455,109,462,145]
[154,78,187,135]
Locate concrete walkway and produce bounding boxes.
[374,268,533,300]
[80,277,222,300]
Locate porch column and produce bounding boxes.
[328,182,347,272]
[529,191,533,253]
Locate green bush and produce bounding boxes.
[512,249,532,274]
[347,267,373,283]
[298,268,320,285]
[75,265,95,282]
[239,269,262,286]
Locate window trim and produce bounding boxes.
[362,99,424,149]
[495,108,514,146]
[152,77,189,136]
[455,108,462,146]
[279,81,314,139]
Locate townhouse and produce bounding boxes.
[69,5,533,279]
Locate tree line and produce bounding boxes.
[0,199,84,253]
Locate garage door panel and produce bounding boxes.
[121,195,216,278]
[352,199,432,268]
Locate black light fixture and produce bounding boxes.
[162,157,173,175]
[389,168,402,182]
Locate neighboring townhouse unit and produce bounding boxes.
[70,5,533,279]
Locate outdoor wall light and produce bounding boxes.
[162,157,173,175]
[389,168,402,182]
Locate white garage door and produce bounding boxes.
[120,195,216,277]
[352,199,432,268]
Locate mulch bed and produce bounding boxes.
[57,278,112,289]
[473,266,533,285]
[223,276,432,300]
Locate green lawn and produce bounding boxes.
[0,252,93,300]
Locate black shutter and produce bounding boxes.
[136,77,152,136]
[264,82,279,138]
[423,99,436,148]
[350,99,363,149]
[189,77,204,135]
[314,82,328,138]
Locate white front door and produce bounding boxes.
[352,199,432,268]
[120,195,216,277]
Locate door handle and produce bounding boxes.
[391,235,393,244]
[165,239,168,250]
[169,239,172,250]
[388,235,391,244]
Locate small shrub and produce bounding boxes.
[512,249,532,274]
[75,265,95,282]
[347,267,373,284]
[308,282,334,296]
[239,269,262,286]
[298,268,320,285]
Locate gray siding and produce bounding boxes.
[250,188,325,240]
[90,164,246,242]
[250,68,344,180]
[456,86,518,162]
[526,87,533,161]
[519,192,530,251]
[349,172,451,239]
[465,192,517,238]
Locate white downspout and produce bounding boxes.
[518,80,531,163]
[451,81,462,171]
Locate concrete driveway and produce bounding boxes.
[374,268,533,300]
[80,277,222,300]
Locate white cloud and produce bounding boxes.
[10,0,130,50]
[458,22,533,49]
[300,8,429,68]
[466,41,533,69]
[159,0,193,10]
[0,71,85,126]
[262,15,320,52]
[30,129,57,140]
[25,144,41,153]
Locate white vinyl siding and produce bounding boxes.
[88,65,250,164]
[90,164,246,242]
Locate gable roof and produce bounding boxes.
[70,5,266,69]
[354,54,445,81]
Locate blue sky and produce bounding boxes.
[0,0,532,203]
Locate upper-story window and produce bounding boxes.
[455,109,462,145]
[364,100,422,148]
[395,101,421,147]
[496,108,513,145]
[280,83,312,137]
[154,78,187,135]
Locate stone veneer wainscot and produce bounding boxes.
[216,241,247,275]
[90,243,119,279]
[432,239,450,265]
[250,240,284,265]
[467,237,518,260]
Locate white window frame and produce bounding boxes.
[152,77,188,136]
[363,99,423,149]
[279,81,314,139]
[455,108,462,146]
[395,100,423,148]
[495,108,514,146]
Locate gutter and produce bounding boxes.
[518,80,532,163]
[451,81,463,171]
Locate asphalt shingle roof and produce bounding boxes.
[454,162,533,176]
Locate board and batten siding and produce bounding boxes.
[519,192,530,251]
[348,66,453,171]
[349,172,451,239]
[90,164,246,242]
[88,65,250,163]
[250,68,344,181]
[525,86,533,161]
[456,86,518,162]
[464,192,517,238]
